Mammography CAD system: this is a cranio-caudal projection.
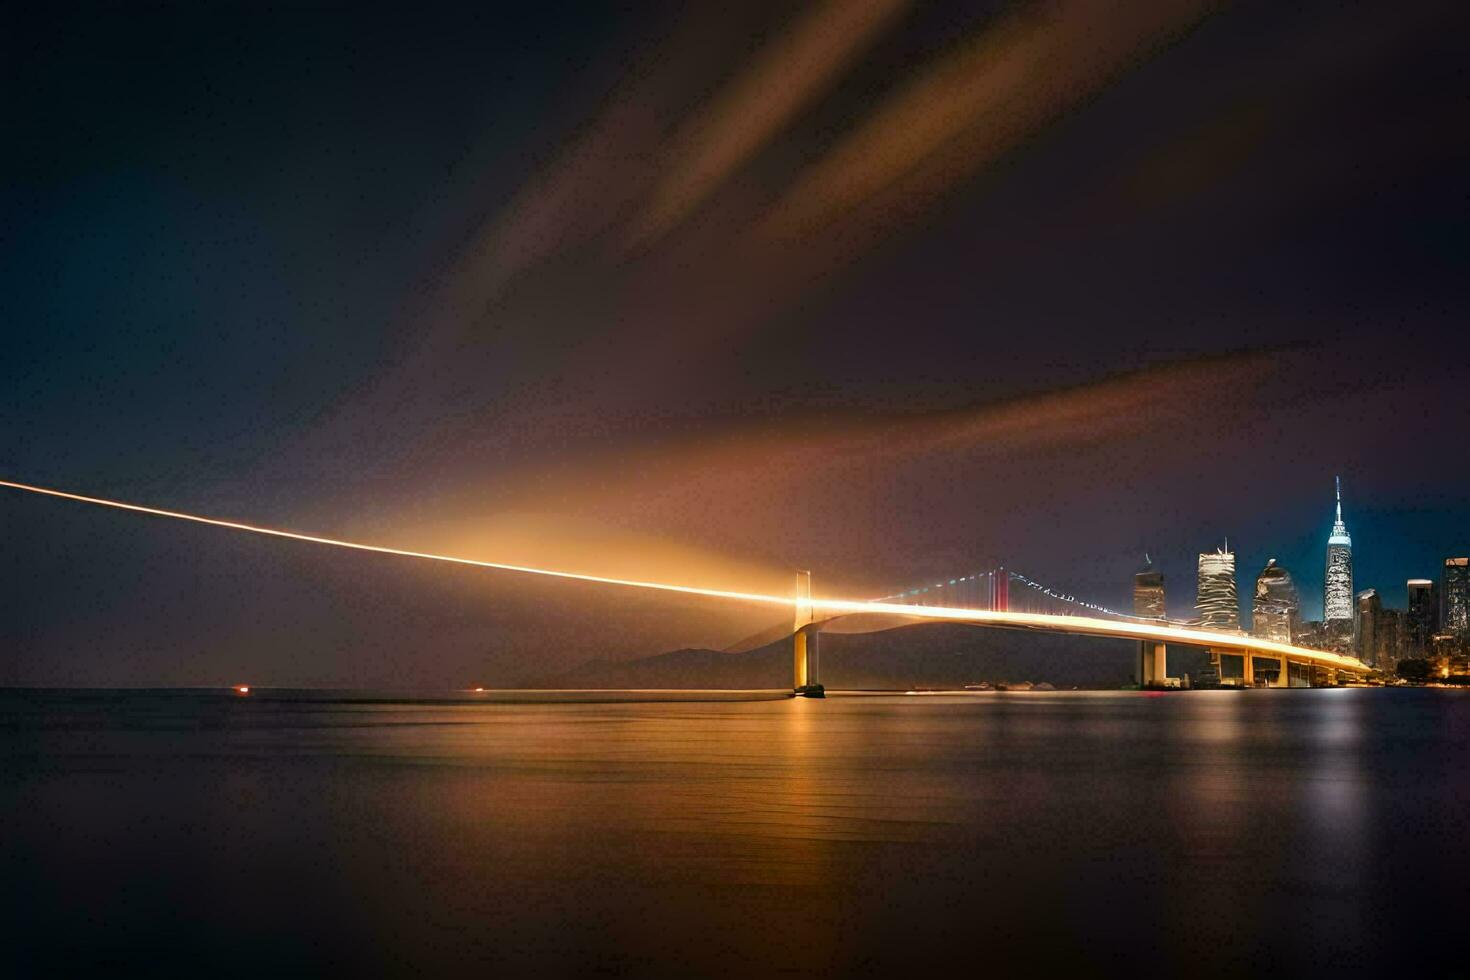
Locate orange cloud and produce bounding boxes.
[625,0,911,250]
[755,0,1211,248]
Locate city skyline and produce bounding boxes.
[1135,477,1463,631]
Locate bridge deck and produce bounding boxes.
[812,601,1371,674]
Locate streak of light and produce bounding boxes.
[0,478,1369,672]
[0,479,794,608]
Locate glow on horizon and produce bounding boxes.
[0,478,1370,673]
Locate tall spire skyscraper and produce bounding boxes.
[1324,476,1354,649]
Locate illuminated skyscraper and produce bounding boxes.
[1407,578,1439,657]
[1297,619,1326,650]
[1197,546,1239,632]
[1133,556,1166,620]
[1443,558,1469,637]
[1323,477,1354,649]
[1252,559,1300,643]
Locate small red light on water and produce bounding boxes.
[473,687,486,693]
[235,685,250,695]
[1142,691,1165,697]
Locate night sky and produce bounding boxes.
[3,1,1467,687]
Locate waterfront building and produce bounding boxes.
[1323,477,1354,651]
[1197,546,1240,632]
[1376,608,1404,671]
[1430,633,1464,670]
[1252,559,1300,643]
[1355,589,1382,666]
[1133,556,1166,620]
[1407,579,1440,657]
[1444,558,1469,637]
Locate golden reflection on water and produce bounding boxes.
[8,689,1464,976]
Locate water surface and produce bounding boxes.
[4,688,1466,977]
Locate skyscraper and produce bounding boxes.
[1377,607,1404,671]
[1197,546,1239,632]
[1443,558,1469,637]
[1323,477,1354,650]
[1297,619,1326,650]
[1355,589,1381,666]
[1407,578,1439,657]
[1252,559,1300,643]
[1133,556,1166,620]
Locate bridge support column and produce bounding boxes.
[793,624,822,696]
[1273,658,1290,688]
[1138,641,1168,688]
[793,571,824,697]
[1242,653,1256,687]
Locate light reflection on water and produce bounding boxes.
[3,688,1467,977]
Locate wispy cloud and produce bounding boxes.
[753,0,1211,249]
[624,0,911,250]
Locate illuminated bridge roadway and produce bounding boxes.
[793,575,1371,696]
[0,479,1372,695]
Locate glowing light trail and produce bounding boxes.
[0,478,791,607]
[0,478,1370,674]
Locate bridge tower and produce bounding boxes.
[793,570,824,697]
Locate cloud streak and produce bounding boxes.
[625,0,911,250]
[754,0,1212,249]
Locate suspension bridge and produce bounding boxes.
[0,479,1372,694]
[871,566,1167,620]
[829,564,1371,694]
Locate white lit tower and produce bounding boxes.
[1323,476,1354,650]
[1197,545,1240,632]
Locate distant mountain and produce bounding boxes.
[540,623,1213,690]
[720,620,794,654]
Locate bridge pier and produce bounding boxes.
[793,571,824,697]
[1272,657,1290,688]
[793,624,822,696]
[1138,641,1170,688]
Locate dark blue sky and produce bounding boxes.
[3,1,1467,686]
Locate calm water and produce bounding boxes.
[4,688,1468,977]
